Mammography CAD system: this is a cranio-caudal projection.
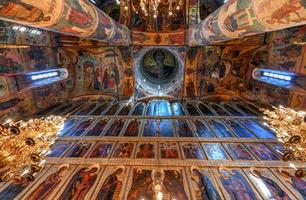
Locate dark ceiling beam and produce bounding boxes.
[188,0,306,46]
[0,0,131,45]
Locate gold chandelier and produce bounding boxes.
[118,0,183,18]
[0,116,65,183]
[263,106,306,178]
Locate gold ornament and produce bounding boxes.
[0,116,65,183]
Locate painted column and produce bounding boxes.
[189,0,306,46]
[0,0,131,45]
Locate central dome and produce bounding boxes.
[140,48,179,89]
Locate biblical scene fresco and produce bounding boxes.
[0,93,35,122]
[189,0,306,45]
[73,47,130,97]
[32,82,68,111]
[0,0,130,44]
[132,31,185,45]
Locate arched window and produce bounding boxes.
[186,103,200,116]
[172,102,185,116]
[198,103,215,116]
[132,103,145,116]
[252,68,306,91]
[146,99,172,116]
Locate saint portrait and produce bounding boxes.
[183,143,204,159]
[277,170,306,200]
[0,181,27,200]
[65,119,94,136]
[123,119,140,137]
[245,144,279,160]
[0,0,54,24]
[160,143,179,159]
[250,170,292,200]
[89,143,112,158]
[204,143,228,160]
[86,119,108,136]
[163,170,188,199]
[25,165,69,200]
[96,168,124,200]
[191,168,221,200]
[66,142,92,158]
[47,142,72,157]
[113,143,134,158]
[127,169,154,200]
[136,143,155,158]
[219,169,257,200]
[59,166,99,200]
[224,143,254,160]
[141,49,178,82]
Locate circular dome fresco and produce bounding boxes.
[138,48,180,92]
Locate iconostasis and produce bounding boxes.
[1,98,305,199]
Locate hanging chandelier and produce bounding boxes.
[118,0,183,18]
[0,116,65,183]
[263,106,306,178]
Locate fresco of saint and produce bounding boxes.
[251,170,292,200]
[113,143,134,158]
[96,168,124,200]
[0,181,27,200]
[142,50,177,81]
[177,120,194,137]
[104,119,124,136]
[89,143,112,158]
[192,119,215,138]
[66,143,92,158]
[127,169,154,200]
[160,143,179,159]
[163,170,188,200]
[86,119,108,136]
[183,143,204,159]
[136,143,155,158]
[192,169,221,200]
[245,144,279,160]
[59,166,99,200]
[224,143,254,160]
[123,119,140,136]
[26,166,69,200]
[65,119,94,137]
[0,0,51,23]
[219,169,257,200]
[279,170,306,200]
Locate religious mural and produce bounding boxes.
[24,165,72,200]
[218,168,260,200]
[0,0,130,44]
[189,0,306,45]
[191,168,222,200]
[246,169,295,200]
[95,167,125,200]
[58,166,100,199]
[0,1,306,200]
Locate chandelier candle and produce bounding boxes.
[0,116,65,183]
[264,106,306,178]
